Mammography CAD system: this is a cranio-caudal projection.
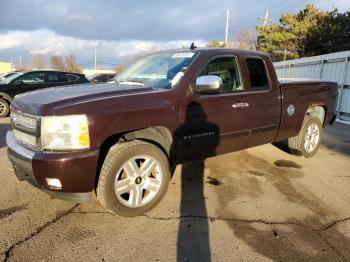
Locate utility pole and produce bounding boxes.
[224,9,230,47]
[94,46,97,71]
[19,55,22,69]
[99,35,102,72]
[258,9,273,26]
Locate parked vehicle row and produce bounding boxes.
[6,47,337,217]
[0,70,90,117]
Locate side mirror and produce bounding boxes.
[193,75,222,94]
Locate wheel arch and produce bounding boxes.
[0,92,12,104]
[305,105,326,125]
[94,126,173,189]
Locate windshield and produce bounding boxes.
[0,72,16,81]
[0,72,24,84]
[113,51,197,90]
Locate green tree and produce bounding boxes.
[256,5,327,61]
[307,10,350,56]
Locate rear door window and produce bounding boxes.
[47,72,61,83]
[65,74,80,82]
[246,58,269,90]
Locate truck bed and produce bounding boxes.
[276,80,338,141]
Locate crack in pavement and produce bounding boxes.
[69,211,350,261]
[142,214,350,232]
[316,232,348,262]
[2,204,79,262]
[70,210,350,232]
[0,204,28,220]
[3,209,349,261]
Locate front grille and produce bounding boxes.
[10,109,40,150]
[13,129,37,148]
[11,110,38,131]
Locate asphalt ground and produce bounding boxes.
[1,117,350,262]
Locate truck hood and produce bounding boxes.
[12,83,155,115]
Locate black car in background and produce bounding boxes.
[87,73,116,83]
[0,70,90,117]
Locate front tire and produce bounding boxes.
[288,116,323,158]
[0,98,10,118]
[97,140,170,217]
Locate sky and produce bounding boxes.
[0,0,348,69]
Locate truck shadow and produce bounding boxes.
[173,102,219,262]
[0,123,11,149]
[272,140,291,154]
[209,152,350,260]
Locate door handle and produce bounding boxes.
[232,102,249,108]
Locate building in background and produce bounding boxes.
[0,62,12,73]
[83,69,115,76]
[274,50,350,123]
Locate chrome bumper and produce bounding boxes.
[6,130,38,185]
[6,131,92,203]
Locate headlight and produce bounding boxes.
[41,115,90,150]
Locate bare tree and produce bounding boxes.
[123,52,148,65]
[122,46,163,65]
[50,55,66,71]
[230,28,257,50]
[113,64,126,74]
[65,54,82,73]
[14,64,29,71]
[31,53,47,69]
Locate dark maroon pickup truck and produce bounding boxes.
[6,48,337,216]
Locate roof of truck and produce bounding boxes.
[165,47,269,58]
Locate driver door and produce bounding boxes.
[179,55,251,161]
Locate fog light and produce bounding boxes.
[45,178,62,189]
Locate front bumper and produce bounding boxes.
[6,131,99,203]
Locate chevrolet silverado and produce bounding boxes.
[6,48,337,216]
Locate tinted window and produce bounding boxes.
[47,72,60,83]
[102,74,115,82]
[200,56,243,92]
[246,58,269,90]
[65,74,79,82]
[16,72,45,85]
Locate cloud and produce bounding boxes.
[0,29,206,67]
[0,0,347,67]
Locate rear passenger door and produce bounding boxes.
[240,56,280,148]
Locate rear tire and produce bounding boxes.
[0,98,10,118]
[96,140,170,217]
[288,116,323,158]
